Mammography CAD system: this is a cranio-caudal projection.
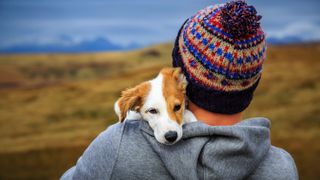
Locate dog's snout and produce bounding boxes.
[164,131,178,143]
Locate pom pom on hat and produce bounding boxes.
[220,0,262,38]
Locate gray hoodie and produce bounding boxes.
[61,118,298,180]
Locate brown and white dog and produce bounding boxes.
[114,67,197,145]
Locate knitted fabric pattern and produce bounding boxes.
[172,1,267,114]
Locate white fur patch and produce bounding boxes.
[114,70,197,145]
[138,74,182,144]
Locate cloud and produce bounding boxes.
[0,15,189,49]
[266,22,320,41]
[1,0,319,52]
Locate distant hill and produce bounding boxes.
[0,37,140,54]
[266,36,304,45]
[0,43,319,179]
[0,35,317,54]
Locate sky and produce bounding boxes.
[0,0,319,50]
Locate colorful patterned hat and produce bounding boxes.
[172,0,266,114]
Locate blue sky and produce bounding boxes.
[0,0,319,49]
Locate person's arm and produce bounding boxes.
[249,146,298,180]
[275,147,299,179]
[60,123,124,180]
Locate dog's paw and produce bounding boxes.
[126,110,142,120]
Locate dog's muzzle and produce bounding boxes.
[164,131,178,143]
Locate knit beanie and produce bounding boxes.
[172,0,266,114]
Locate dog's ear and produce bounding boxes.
[172,67,188,93]
[117,82,150,122]
[172,67,181,80]
[118,94,141,123]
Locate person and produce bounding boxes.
[61,1,298,179]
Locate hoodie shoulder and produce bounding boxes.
[61,122,125,180]
[249,146,298,180]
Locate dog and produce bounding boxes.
[114,67,197,145]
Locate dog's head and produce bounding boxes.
[115,67,188,144]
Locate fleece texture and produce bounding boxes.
[61,118,298,180]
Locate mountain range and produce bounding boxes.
[0,35,312,54]
[0,37,139,54]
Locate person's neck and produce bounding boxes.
[188,101,242,126]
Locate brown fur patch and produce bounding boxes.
[118,82,151,122]
[161,67,187,124]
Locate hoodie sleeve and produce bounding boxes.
[60,123,124,180]
[249,146,299,180]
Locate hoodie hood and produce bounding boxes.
[140,117,271,180]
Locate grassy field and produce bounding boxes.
[0,43,319,179]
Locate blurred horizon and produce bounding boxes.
[0,0,319,53]
[0,1,319,178]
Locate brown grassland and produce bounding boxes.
[0,43,319,179]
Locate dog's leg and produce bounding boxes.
[114,100,121,118]
[183,109,197,123]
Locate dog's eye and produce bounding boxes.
[147,108,158,114]
[173,104,181,112]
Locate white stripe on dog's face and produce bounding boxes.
[140,68,187,144]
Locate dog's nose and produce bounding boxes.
[164,131,178,143]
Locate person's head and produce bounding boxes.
[172,0,266,115]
